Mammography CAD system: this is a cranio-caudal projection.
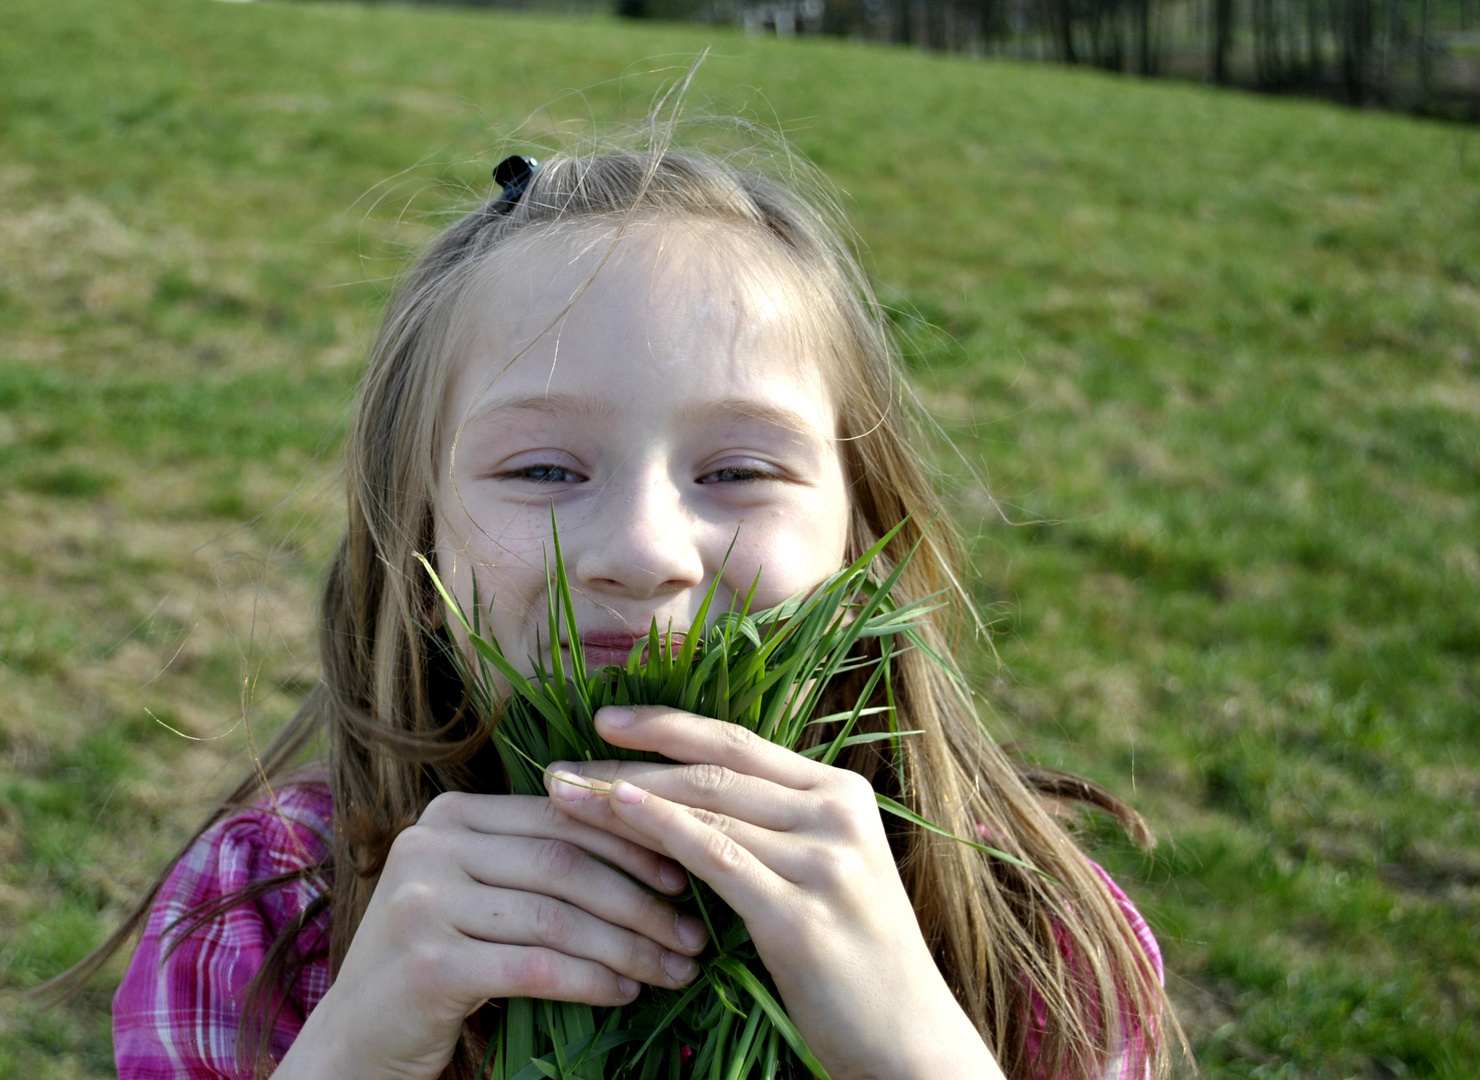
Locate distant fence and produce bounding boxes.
[709,0,1480,119]
[407,0,1480,119]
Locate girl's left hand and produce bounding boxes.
[542,705,1005,1080]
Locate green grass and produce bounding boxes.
[0,0,1477,1076]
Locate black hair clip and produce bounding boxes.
[491,155,538,213]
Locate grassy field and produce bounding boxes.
[1,0,1477,1076]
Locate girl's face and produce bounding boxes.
[435,222,851,674]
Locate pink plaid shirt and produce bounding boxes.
[114,783,334,1079]
[113,783,1162,1079]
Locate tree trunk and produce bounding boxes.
[1058,0,1079,62]
[1418,0,1433,109]
[1136,0,1154,73]
[1253,0,1269,85]
[1341,0,1374,103]
[1213,0,1235,82]
[1305,0,1322,78]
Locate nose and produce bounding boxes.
[571,463,706,602]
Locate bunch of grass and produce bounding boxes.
[419,524,1020,1080]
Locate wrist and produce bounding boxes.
[270,996,360,1080]
[891,1026,1004,1080]
[826,978,1004,1080]
[892,1009,1003,1080]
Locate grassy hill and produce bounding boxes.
[1,0,1477,1075]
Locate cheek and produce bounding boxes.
[725,501,850,609]
[436,481,548,576]
[434,509,547,632]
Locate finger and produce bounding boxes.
[550,771,795,869]
[447,940,644,1008]
[418,791,688,895]
[454,833,708,957]
[601,780,787,917]
[546,759,806,832]
[447,883,702,991]
[592,706,826,790]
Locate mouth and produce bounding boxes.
[565,630,687,670]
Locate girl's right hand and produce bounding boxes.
[271,791,709,1080]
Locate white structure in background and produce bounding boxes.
[735,0,824,35]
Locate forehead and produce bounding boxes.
[444,220,835,424]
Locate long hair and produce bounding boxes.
[46,138,1173,1080]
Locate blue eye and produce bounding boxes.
[506,465,583,484]
[699,465,775,484]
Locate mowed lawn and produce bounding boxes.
[1,0,1477,1075]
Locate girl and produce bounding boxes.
[60,138,1172,1080]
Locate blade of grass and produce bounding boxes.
[818,640,892,766]
[629,982,708,1064]
[712,958,831,1079]
[875,793,1050,879]
[798,729,924,759]
[723,1005,764,1080]
[507,996,535,1079]
[507,1030,645,1080]
[548,511,588,690]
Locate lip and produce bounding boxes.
[564,629,687,670]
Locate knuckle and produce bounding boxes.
[717,721,755,756]
[688,806,728,831]
[825,774,879,832]
[699,830,747,874]
[639,891,677,935]
[811,843,864,888]
[836,807,878,849]
[688,763,731,797]
[539,838,583,879]
[835,768,876,804]
[419,790,465,825]
[401,939,447,997]
[531,897,578,947]
[388,822,426,858]
[389,823,450,867]
[647,889,674,919]
[624,931,657,975]
[538,796,573,830]
[511,948,562,998]
[385,879,441,927]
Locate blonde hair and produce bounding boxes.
[51,136,1174,1080]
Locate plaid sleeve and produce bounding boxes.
[1088,862,1164,988]
[113,783,334,1080]
[1087,860,1163,1080]
[1012,850,1165,1080]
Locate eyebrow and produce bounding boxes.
[462,392,828,440]
[461,392,620,427]
[681,397,828,437]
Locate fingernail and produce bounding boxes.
[658,862,687,893]
[549,770,591,801]
[618,977,640,998]
[612,780,646,805]
[676,914,707,951]
[662,951,699,983]
[599,706,636,728]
